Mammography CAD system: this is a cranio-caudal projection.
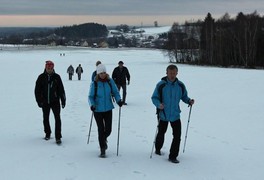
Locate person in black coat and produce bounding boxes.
[35,60,66,144]
[67,65,74,80]
[112,61,130,105]
[76,64,83,80]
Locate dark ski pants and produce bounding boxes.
[42,103,62,139]
[77,73,81,80]
[68,73,73,80]
[155,119,181,160]
[94,110,112,149]
[117,84,127,103]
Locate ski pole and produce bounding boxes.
[150,118,160,158]
[117,106,122,156]
[183,105,193,153]
[87,112,94,144]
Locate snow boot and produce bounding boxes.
[44,134,50,140]
[100,148,106,158]
[168,158,180,164]
[56,138,62,145]
[155,150,162,155]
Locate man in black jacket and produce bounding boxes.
[112,61,130,105]
[35,60,66,144]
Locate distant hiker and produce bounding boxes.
[151,64,194,163]
[67,65,74,80]
[91,60,102,81]
[34,60,66,145]
[76,64,83,80]
[112,61,130,105]
[88,64,123,157]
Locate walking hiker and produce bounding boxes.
[112,61,130,105]
[91,60,101,81]
[151,64,194,163]
[67,64,74,80]
[76,64,83,80]
[34,60,66,145]
[88,64,123,157]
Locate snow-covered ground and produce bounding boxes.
[108,25,171,40]
[0,47,263,180]
[139,26,171,35]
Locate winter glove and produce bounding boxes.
[37,102,43,108]
[117,100,123,107]
[62,101,66,109]
[90,106,96,112]
[188,99,194,106]
[127,81,130,85]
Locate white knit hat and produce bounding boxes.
[96,64,106,74]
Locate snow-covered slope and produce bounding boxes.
[0,48,263,180]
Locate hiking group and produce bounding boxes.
[35,60,194,163]
[67,64,83,80]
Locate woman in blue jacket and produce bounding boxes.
[151,64,194,163]
[89,64,123,157]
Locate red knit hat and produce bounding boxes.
[45,60,54,68]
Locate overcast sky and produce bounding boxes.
[0,0,263,27]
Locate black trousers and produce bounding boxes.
[94,110,112,149]
[77,73,81,80]
[42,102,62,139]
[117,84,127,103]
[155,119,181,160]
[68,73,73,80]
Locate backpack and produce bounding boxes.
[94,79,115,102]
[156,77,184,119]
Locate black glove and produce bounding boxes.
[61,101,66,109]
[117,100,123,107]
[90,106,96,112]
[37,102,43,108]
[188,99,194,106]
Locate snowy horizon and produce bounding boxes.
[0,48,263,180]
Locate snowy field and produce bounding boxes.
[0,47,263,180]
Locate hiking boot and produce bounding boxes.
[168,158,180,164]
[44,134,50,140]
[155,150,162,155]
[56,138,62,145]
[100,148,106,158]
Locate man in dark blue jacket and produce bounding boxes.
[35,60,66,145]
[151,64,194,163]
[112,61,130,105]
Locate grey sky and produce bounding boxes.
[0,0,263,27]
[1,0,263,16]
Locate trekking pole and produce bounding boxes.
[87,112,94,144]
[183,105,193,153]
[117,106,122,156]
[150,118,160,158]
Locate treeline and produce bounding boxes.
[54,23,108,39]
[0,23,108,44]
[166,11,264,68]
